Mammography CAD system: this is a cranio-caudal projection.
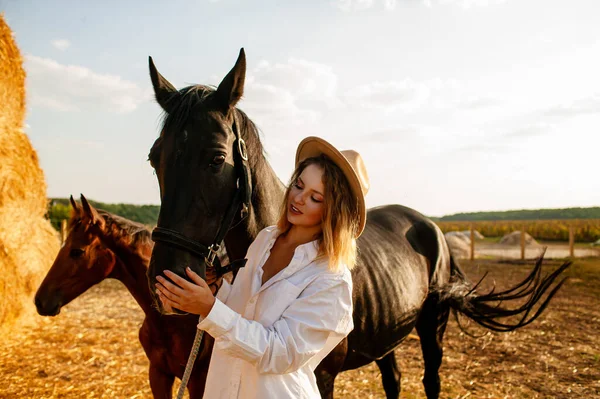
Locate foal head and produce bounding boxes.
[35,195,116,316]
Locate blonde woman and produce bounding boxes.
[156,136,369,398]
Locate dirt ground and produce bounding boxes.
[473,242,600,260]
[0,257,598,398]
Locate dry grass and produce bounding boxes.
[0,14,60,332]
[0,258,597,398]
[0,279,187,399]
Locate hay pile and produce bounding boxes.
[499,231,539,246]
[460,229,485,240]
[0,15,59,333]
[444,232,471,259]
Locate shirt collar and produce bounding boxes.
[265,225,320,264]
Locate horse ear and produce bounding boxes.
[149,56,179,113]
[80,194,101,226]
[69,195,79,212]
[215,48,246,111]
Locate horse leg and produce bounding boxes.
[315,338,348,398]
[375,351,401,399]
[415,297,450,399]
[186,371,208,399]
[149,366,175,399]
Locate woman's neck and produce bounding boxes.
[280,224,321,248]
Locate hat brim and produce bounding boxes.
[295,136,366,238]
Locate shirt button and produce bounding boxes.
[249,297,256,304]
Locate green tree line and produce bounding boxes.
[47,198,159,230]
[434,207,600,222]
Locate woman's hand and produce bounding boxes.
[155,267,215,317]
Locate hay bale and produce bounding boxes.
[0,15,47,213]
[0,15,59,334]
[445,231,471,245]
[0,13,26,133]
[499,231,539,246]
[445,233,471,259]
[460,229,485,240]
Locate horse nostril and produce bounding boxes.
[34,295,61,316]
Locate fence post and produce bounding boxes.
[60,219,67,244]
[521,224,526,260]
[569,226,575,258]
[470,224,475,261]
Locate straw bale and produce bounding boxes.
[0,208,59,332]
[0,15,59,333]
[499,231,539,246]
[445,231,471,246]
[0,127,48,213]
[445,233,471,259]
[0,15,47,213]
[0,14,26,133]
[460,229,485,240]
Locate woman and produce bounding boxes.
[155,136,369,398]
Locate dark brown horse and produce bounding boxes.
[34,195,213,399]
[146,49,571,399]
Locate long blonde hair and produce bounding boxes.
[276,154,359,271]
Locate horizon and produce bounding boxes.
[3,0,600,216]
[48,195,600,219]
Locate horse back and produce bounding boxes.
[346,204,451,362]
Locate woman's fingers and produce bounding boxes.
[157,290,178,311]
[156,276,186,297]
[164,270,197,291]
[185,267,205,285]
[156,282,180,302]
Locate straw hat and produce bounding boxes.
[295,136,369,238]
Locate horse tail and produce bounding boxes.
[438,251,571,332]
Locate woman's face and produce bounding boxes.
[287,164,325,229]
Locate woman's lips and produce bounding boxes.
[290,204,303,215]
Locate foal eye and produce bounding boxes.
[69,248,85,258]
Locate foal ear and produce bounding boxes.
[149,56,180,113]
[215,48,246,111]
[80,194,102,226]
[69,195,79,212]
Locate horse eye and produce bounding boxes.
[211,155,226,166]
[69,248,85,258]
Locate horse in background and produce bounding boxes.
[145,48,572,399]
[35,195,212,398]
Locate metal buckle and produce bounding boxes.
[238,138,248,161]
[206,243,221,268]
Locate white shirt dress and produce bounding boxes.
[197,225,354,399]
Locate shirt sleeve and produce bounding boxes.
[197,275,353,375]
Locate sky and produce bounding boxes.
[2,0,599,217]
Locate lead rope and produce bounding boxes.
[176,325,205,399]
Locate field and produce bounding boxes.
[0,256,598,398]
[437,220,600,243]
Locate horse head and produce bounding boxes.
[147,49,257,313]
[34,195,116,316]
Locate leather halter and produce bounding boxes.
[151,112,251,278]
